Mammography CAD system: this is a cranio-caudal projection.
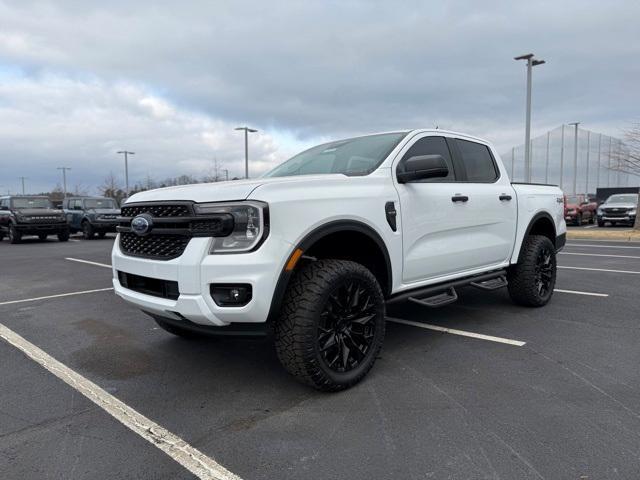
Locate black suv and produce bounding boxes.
[0,196,70,244]
[63,196,121,239]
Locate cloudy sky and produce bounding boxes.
[0,0,638,194]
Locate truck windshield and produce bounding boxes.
[566,196,580,204]
[264,132,408,178]
[606,194,638,203]
[11,197,52,209]
[84,199,117,209]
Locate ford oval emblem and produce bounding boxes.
[131,214,153,236]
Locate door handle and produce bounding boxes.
[451,195,469,203]
[499,194,512,201]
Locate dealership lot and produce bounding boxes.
[1,236,640,479]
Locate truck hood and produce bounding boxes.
[16,208,63,216]
[125,175,348,204]
[601,202,637,209]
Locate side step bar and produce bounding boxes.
[386,270,508,308]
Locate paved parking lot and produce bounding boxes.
[1,235,640,479]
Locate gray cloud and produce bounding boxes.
[0,0,639,192]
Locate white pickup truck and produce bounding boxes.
[112,129,566,391]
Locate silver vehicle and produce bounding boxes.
[597,193,639,227]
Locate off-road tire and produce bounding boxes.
[597,219,605,227]
[58,230,70,242]
[154,317,202,339]
[82,221,94,239]
[38,233,48,241]
[0,231,4,241]
[98,231,107,239]
[9,225,22,244]
[507,235,557,307]
[274,259,386,392]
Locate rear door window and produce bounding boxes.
[455,139,498,182]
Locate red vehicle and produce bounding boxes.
[564,194,597,226]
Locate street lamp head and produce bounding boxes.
[532,60,546,66]
[568,122,580,127]
[514,53,534,61]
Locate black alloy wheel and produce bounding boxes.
[534,244,554,298]
[318,280,378,373]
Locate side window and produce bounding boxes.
[455,139,498,182]
[399,136,456,182]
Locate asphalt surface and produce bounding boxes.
[1,234,640,479]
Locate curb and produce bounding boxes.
[567,230,640,241]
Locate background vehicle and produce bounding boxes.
[564,194,597,225]
[111,129,566,391]
[597,193,638,227]
[0,196,69,243]
[63,196,120,239]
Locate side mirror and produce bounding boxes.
[397,155,449,184]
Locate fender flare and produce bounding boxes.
[515,211,560,261]
[266,219,393,323]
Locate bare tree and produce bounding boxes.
[100,172,126,204]
[609,123,640,229]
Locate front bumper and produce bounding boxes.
[111,233,293,327]
[14,223,68,235]
[92,220,119,232]
[598,215,636,224]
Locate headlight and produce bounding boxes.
[629,209,637,216]
[194,201,268,253]
[597,208,603,215]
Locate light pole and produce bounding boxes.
[222,169,229,181]
[117,151,135,196]
[568,122,580,194]
[235,127,258,179]
[57,167,71,199]
[559,125,565,189]
[514,53,546,183]
[585,131,591,194]
[19,177,27,195]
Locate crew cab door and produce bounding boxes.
[394,134,516,284]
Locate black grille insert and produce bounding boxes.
[120,232,190,260]
[121,204,191,218]
[118,271,179,300]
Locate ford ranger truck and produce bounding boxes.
[112,130,566,391]
[596,193,638,227]
[0,195,70,244]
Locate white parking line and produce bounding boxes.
[0,288,114,306]
[565,243,640,249]
[554,289,609,297]
[386,318,525,346]
[560,252,640,259]
[66,257,112,268]
[558,266,640,275]
[0,323,241,480]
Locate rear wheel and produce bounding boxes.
[275,259,385,391]
[574,213,582,226]
[9,225,22,244]
[588,214,595,224]
[98,231,107,239]
[508,235,557,307]
[82,221,94,239]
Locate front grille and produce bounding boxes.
[120,232,190,260]
[26,216,63,223]
[121,204,191,218]
[118,271,179,300]
[604,208,630,217]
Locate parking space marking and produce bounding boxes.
[386,317,526,346]
[559,252,640,259]
[554,289,609,297]
[558,266,640,275]
[0,323,241,480]
[66,257,112,268]
[565,244,640,250]
[0,288,114,306]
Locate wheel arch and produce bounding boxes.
[514,211,557,262]
[267,220,393,323]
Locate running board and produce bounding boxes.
[386,270,507,307]
[409,287,458,308]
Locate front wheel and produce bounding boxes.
[98,231,107,239]
[508,235,557,307]
[58,230,70,242]
[38,233,48,241]
[574,213,582,226]
[9,225,22,244]
[82,221,94,239]
[275,259,386,392]
[597,219,605,227]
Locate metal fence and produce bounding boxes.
[502,125,639,194]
